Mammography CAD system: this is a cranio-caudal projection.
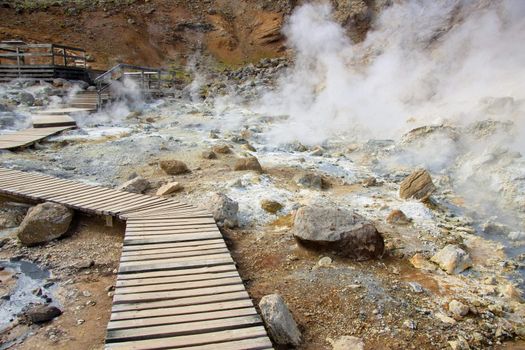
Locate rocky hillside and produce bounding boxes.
[0,0,382,69]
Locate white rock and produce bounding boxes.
[205,193,239,228]
[318,257,333,267]
[330,336,364,350]
[431,245,472,274]
[156,182,183,196]
[117,176,149,194]
[259,294,302,346]
[448,300,469,318]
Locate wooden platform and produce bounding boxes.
[0,168,273,350]
[0,126,74,150]
[32,114,76,128]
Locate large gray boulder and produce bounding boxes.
[17,203,74,246]
[293,206,384,260]
[205,193,238,228]
[259,294,302,346]
[24,304,62,324]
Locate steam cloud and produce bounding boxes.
[256,0,525,147]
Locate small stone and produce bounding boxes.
[386,209,411,225]
[205,193,238,228]
[156,182,183,196]
[82,291,91,297]
[201,150,217,159]
[448,300,469,318]
[407,282,424,293]
[242,143,256,152]
[502,283,522,301]
[329,336,364,350]
[294,173,323,190]
[448,336,471,350]
[259,294,302,346]
[362,177,380,187]
[317,257,332,267]
[435,312,457,325]
[431,245,472,274]
[399,169,436,201]
[261,200,283,214]
[403,319,417,330]
[77,319,85,325]
[25,304,62,324]
[234,157,263,172]
[159,160,190,175]
[212,144,232,154]
[117,176,149,194]
[409,253,436,271]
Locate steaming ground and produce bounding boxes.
[2,1,525,348]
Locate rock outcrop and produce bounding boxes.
[431,245,472,274]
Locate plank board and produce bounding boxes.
[0,126,74,149]
[0,167,273,350]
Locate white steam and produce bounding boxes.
[256,1,525,146]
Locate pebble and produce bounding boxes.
[77,319,85,325]
[317,257,332,267]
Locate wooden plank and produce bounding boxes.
[116,264,236,280]
[115,276,242,295]
[180,337,273,350]
[123,232,222,245]
[112,283,245,304]
[124,227,220,236]
[121,242,226,256]
[115,271,238,287]
[106,315,263,342]
[120,239,226,253]
[105,326,269,349]
[110,290,249,313]
[118,256,234,274]
[107,307,257,330]
[118,252,233,269]
[119,247,229,262]
[110,299,255,321]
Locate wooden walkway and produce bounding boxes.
[0,126,74,150]
[0,168,273,350]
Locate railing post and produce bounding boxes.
[63,48,67,67]
[15,47,21,78]
[51,44,55,66]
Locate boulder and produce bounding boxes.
[206,193,238,228]
[293,206,384,260]
[431,245,472,274]
[201,150,217,159]
[17,92,35,106]
[294,173,323,190]
[25,304,62,323]
[213,144,232,154]
[261,200,283,214]
[156,182,183,196]
[399,169,436,201]
[159,160,190,175]
[386,209,411,225]
[330,336,364,350]
[117,176,149,194]
[259,294,302,346]
[234,157,263,172]
[17,203,73,246]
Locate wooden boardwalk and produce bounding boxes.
[0,126,74,150]
[0,168,273,350]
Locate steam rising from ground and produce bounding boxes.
[256,0,525,146]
